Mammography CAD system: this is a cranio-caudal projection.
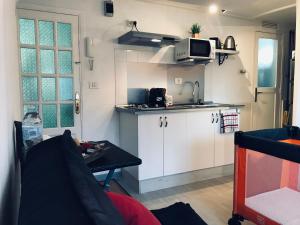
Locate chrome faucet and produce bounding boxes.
[193,81,200,97]
[193,81,201,104]
[179,81,201,104]
[179,81,194,98]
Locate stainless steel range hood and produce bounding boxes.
[118,31,181,48]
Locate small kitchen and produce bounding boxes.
[15,0,286,197]
[2,0,297,225]
[113,23,251,193]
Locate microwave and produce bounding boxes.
[175,38,216,61]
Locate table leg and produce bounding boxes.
[103,169,115,190]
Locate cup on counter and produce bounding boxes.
[165,95,173,106]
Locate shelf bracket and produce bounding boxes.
[218,53,228,66]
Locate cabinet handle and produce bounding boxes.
[165,116,168,127]
[215,113,219,124]
[211,113,215,124]
[159,117,163,128]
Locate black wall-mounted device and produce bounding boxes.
[104,1,114,17]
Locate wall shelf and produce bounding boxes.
[215,49,240,65]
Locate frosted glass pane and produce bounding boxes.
[59,78,73,101]
[40,50,55,74]
[57,22,72,48]
[58,51,72,74]
[24,104,39,115]
[42,78,56,101]
[42,104,57,128]
[39,21,54,46]
[19,19,35,45]
[21,48,37,73]
[60,104,74,127]
[257,38,278,88]
[22,77,38,102]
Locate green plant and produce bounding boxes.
[190,23,201,34]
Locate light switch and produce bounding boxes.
[175,77,183,85]
[89,81,99,89]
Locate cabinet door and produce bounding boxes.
[138,114,164,180]
[163,113,188,176]
[214,112,235,167]
[186,111,215,171]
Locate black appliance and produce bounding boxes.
[210,37,222,49]
[149,88,166,107]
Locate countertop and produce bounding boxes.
[116,103,244,115]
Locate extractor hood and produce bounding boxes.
[118,31,181,48]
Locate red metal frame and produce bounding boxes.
[232,146,280,225]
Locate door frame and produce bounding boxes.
[17,8,83,138]
[251,31,282,129]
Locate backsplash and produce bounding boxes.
[167,65,205,104]
[127,62,204,104]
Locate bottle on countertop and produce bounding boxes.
[22,112,43,151]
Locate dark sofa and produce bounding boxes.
[17,127,207,225]
[18,131,125,225]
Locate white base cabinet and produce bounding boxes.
[138,114,164,180]
[186,111,215,172]
[119,109,236,182]
[163,113,188,176]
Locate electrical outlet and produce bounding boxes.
[175,77,183,85]
[89,81,99,89]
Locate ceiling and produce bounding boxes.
[157,0,296,25]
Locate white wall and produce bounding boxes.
[126,62,205,104]
[293,0,300,126]
[167,65,205,104]
[127,63,168,90]
[0,0,21,224]
[16,0,263,141]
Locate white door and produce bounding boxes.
[17,9,81,137]
[213,111,235,167]
[186,111,215,171]
[163,113,188,176]
[252,32,279,130]
[138,114,164,180]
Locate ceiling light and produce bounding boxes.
[209,4,218,14]
[151,39,162,43]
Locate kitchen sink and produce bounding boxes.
[172,103,224,108]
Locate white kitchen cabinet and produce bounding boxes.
[163,113,188,176]
[119,108,236,183]
[186,111,215,171]
[138,114,164,180]
[214,112,235,167]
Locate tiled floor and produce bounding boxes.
[132,176,253,225]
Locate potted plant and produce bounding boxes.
[190,23,201,38]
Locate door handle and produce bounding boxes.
[215,113,219,124]
[159,117,163,128]
[211,113,215,124]
[254,88,263,102]
[75,92,80,114]
[164,116,168,127]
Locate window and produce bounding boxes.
[19,17,75,129]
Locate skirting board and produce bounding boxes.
[119,164,234,194]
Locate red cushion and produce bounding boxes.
[106,192,161,225]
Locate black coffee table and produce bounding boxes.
[86,140,142,189]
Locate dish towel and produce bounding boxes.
[220,109,240,134]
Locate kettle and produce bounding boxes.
[223,36,236,51]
